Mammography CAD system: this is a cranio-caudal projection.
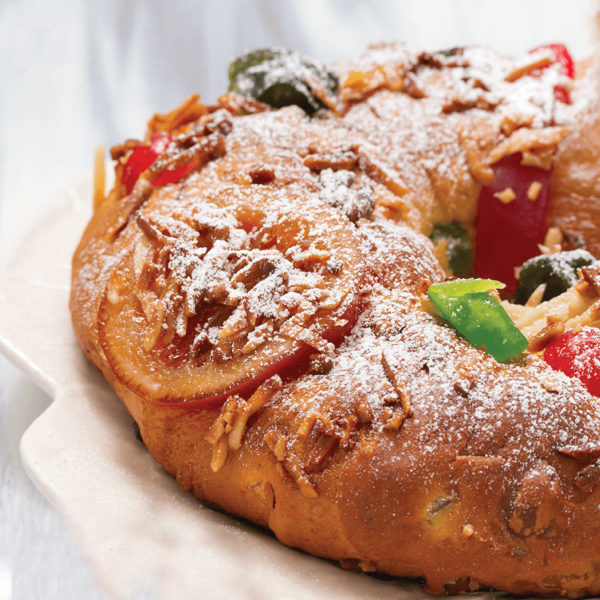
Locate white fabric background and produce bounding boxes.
[0,1,597,598]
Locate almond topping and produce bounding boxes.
[494,187,516,204]
[527,181,542,201]
[381,350,413,418]
[528,316,565,353]
[227,376,282,450]
[504,55,553,82]
[525,283,547,308]
[383,411,405,431]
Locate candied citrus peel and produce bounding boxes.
[428,279,528,362]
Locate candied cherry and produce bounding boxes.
[122,145,158,194]
[544,328,600,396]
[152,160,197,187]
[121,132,176,194]
[528,43,575,104]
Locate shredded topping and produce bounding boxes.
[86,42,600,504]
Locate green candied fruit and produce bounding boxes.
[514,249,597,305]
[428,279,528,362]
[228,47,339,116]
[429,222,473,276]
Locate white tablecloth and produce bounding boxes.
[0,1,597,597]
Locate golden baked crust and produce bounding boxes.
[71,44,600,597]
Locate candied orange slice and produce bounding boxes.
[98,185,365,408]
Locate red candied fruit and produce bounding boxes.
[475,44,574,289]
[528,43,575,104]
[121,132,175,194]
[122,145,158,194]
[152,160,197,187]
[474,154,551,291]
[544,328,600,397]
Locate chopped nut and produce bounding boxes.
[489,289,502,302]
[541,377,562,394]
[521,147,555,171]
[487,126,568,166]
[353,396,373,423]
[309,353,334,374]
[303,147,359,172]
[527,181,542,201]
[338,415,359,449]
[358,559,377,573]
[218,305,249,340]
[297,414,318,437]
[508,462,568,538]
[500,113,533,136]
[341,64,404,102]
[206,395,240,471]
[403,72,427,99]
[338,557,377,572]
[241,321,274,355]
[458,126,495,185]
[581,263,600,296]
[494,187,516,204]
[381,350,413,417]
[453,379,471,397]
[538,227,563,255]
[216,92,269,115]
[575,279,591,295]
[150,131,226,177]
[248,165,275,184]
[142,301,166,352]
[110,138,141,161]
[383,411,405,431]
[442,96,498,114]
[326,259,342,275]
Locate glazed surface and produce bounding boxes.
[70,44,600,596]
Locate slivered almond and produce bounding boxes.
[525,284,547,308]
[528,317,565,353]
[227,376,282,450]
[280,319,334,353]
[504,55,553,82]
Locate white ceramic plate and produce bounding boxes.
[0,181,502,599]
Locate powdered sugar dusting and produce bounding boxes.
[69,41,600,595]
